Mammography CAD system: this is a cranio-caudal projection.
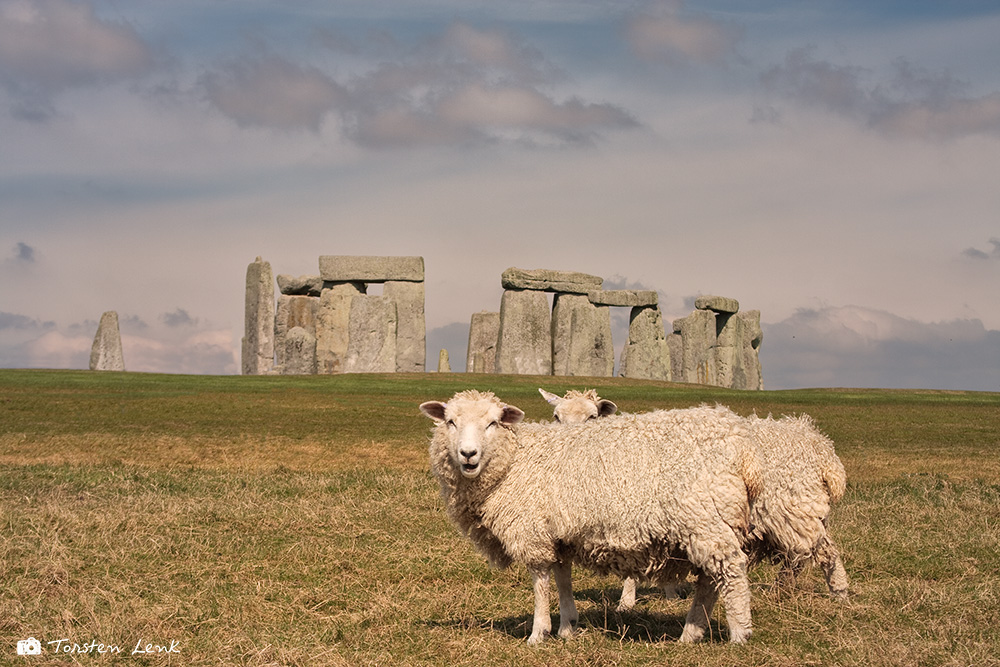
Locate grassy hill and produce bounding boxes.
[1,370,998,665]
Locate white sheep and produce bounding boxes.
[540,389,849,609]
[420,389,763,645]
[538,388,618,424]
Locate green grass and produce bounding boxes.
[1,369,999,665]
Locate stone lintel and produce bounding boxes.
[695,295,740,314]
[277,274,326,296]
[588,290,658,307]
[501,267,603,293]
[319,256,424,282]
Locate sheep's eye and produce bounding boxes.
[587,415,597,421]
[487,421,498,430]
[554,415,562,423]
[446,419,456,428]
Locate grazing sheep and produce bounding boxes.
[542,389,849,608]
[420,389,762,645]
[744,413,849,597]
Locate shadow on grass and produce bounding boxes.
[422,593,729,645]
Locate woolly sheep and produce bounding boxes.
[420,389,763,645]
[542,389,849,609]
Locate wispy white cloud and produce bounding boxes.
[761,46,1000,139]
[624,0,741,65]
[0,0,154,120]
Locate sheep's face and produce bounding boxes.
[421,393,524,479]
[538,388,617,424]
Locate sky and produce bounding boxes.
[1,0,998,391]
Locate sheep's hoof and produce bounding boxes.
[678,624,705,643]
[526,630,549,646]
[557,623,580,640]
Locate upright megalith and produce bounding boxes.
[552,293,612,377]
[343,295,397,373]
[282,327,317,375]
[619,306,670,381]
[438,349,451,373]
[316,282,365,374]
[242,257,274,375]
[672,309,717,384]
[384,280,425,372]
[495,290,552,375]
[716,309,763,390]
[275,295,319,371]
[90,311,125,371]
[467,311,500,374]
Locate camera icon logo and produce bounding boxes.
[17,638,42,655]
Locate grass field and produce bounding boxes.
[1,369,998,666]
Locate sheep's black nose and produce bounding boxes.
[460,449,476,460]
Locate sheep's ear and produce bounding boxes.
[419,401,447,422]
[597,400,618,417]
[500,405,525,426]
[538,388,562,406]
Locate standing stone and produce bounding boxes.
[384,280,426,373]
[667,330,684,381]
[673,310,717,385]
[553,293,612,377]
[282,327,317,375]
[495,290,552,375]
[89,311,125,371]
[274,295,319,371]
[343,296,397,373]
[316,282,365,374]
[732,310,763,390]
[618,306,670,381]
[438,349,451,372]
[242,257,274,375]
[467,311,500,374]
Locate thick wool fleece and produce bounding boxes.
[427,390,761,584]
[745,414,849,595]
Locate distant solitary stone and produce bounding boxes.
[90,311,125,371]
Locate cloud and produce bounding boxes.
[161,308,197,328]
[625,1,742,65]
[760,47,1000,139]
[199,21,636,147]
[426,321,470,372]
[201,56,347,132]
[13,241,34,262]
[0,311,53,331]
[0,0,154,120]
[761,305,1000,391]
[962,238,1000,261]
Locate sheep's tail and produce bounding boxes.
[738,443,764,503]
[820,451,847,503]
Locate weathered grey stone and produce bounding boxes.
[501,267,603,294]
[384,280,425,373]
[695,295,740,314]
[618,307,670,381]
[319,255,424,282]
[281,326,317,375]
[552,293,612,376]
[715,310,763,390]
[344,296,397,373]
[568,305,614,377]
[438,349,451,373]
[90,311,125,371]
[588,290,658,307]
[667,331,684,381]
[241,257,274,375]
[467,311,500,374]
[495,290,552,375]
[672,309,717,384]
[276,274,325,296]
[274,295,319,370]
[315,282,365,374]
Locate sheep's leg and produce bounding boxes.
[681,547,752,644]
[552,560,579,638]
[661,579,680,599]
[527,566,552,645]
[679,573,719,643]
[816,539,849,598]
[617,577,638,611]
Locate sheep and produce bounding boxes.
[420,389,763,645]
[540,389,849,609]
[538,388,618,423]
